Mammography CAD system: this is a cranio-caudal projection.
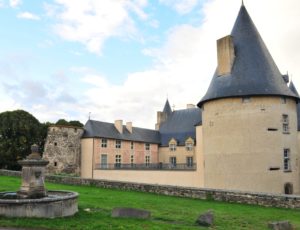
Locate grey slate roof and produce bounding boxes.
[289,81,299,98]
[159,108,202,146]
[198,5,299,107]
[82,120,160,143]
[163,99,172,116]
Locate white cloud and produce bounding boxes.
[48,0,148,55]
[160,0,200,14]
[17,12,40,20]
[9,0,21,8]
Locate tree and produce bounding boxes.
[0,110,46,170]
[55,119,83,128]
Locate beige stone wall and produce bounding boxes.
[43,126,84,175]
[202,97,300,194]
[81,138,94,178]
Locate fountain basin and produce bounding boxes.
[0,190,78,218]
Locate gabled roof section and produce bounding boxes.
[163,99,172,116]
[198,5,299,107]
[159,108,202,146]
[82,120,160,144]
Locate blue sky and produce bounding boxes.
[1,0,300,128]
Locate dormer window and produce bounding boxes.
[185,137,194,151]
[169,138,177,152]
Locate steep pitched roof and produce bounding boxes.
[159,108,202,146]
[198,5,299,107]
[162,99,172,116]
[82,120,160,143]
[289,81,300,98]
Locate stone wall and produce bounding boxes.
[1,169,300,209]
[43,125,84,175]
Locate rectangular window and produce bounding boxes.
[185,142,193,151]
[101,139,107,148]
[101,154,108,169]
[169,144,176,152]
[130,155,134,167]
[115,140,122,149]
[281,97,287,104]
[145,156,150,166]
[282,114,289,134]
[131,141,134,150]
[145,143,150,150]
[170,157,176,167]
[115,155,121,168]
[283,149,291,172]
[186,157,193,167]
[242,97,251,103]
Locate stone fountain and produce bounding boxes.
[0,145,78,218]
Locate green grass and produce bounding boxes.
[0,175,299,230]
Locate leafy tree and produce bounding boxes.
[0,110,46,170]
[55,119,83,128]
[69,120,83,127]
[55,119,69,126]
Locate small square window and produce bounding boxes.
[242,97,251,103]
[169,143,176,151]
[185,142,193,151]
[281,97,287,104]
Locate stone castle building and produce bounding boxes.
[43,4,300,195]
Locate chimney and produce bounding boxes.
[126,122,132,133]
[114,120,123,133]
[155,111,167,130]
[217,35,235,76]
[186,104,195,109]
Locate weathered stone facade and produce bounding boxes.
[43,125,84,175]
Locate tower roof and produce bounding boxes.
[198,5,299,107]
[163,99,172,116]
[289,81,299,97]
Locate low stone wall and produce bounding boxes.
[1,169,300,209]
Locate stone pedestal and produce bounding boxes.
[17,145,49,199]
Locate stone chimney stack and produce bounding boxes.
[217,35,235,76]
[186,104,195,109]
[126,122,132,133]
[155,112,167,130]
[114,120,123,134]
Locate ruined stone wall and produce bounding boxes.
[43,125,84,175]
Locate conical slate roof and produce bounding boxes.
[289,81,299,97]
[198,5,299,107]
[163,99,172,116]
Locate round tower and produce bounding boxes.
[197,5,300,194]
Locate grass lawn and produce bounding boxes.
[0,175,299,230]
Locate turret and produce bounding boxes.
[197,4,300,194]
[155,99,172,130]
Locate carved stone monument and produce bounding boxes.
[17,144,49,199]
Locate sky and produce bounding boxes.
[0,0,300,129]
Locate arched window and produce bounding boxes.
[284,183,293,195]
